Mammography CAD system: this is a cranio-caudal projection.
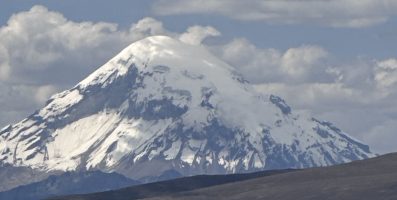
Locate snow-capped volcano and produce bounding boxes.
[0,36,372,181]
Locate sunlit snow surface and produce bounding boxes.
[0,36,373,179]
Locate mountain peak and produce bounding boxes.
[0,35,373,185]
[78,35,233,89]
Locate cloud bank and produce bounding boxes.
[152,0,397,28]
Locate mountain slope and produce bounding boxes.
[0,171,139,200]
[0,36,372,186]
[52,153,397,200]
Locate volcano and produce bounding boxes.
[0,36,372,185]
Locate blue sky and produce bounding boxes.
[1,0,397,153]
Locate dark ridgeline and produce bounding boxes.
[51,153,397,200]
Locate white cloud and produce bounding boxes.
[179,26,220,45]
[216,38,330,84]
[0,5,128,84]
[253,83,362,110]
[281,45,328,78]
[219,38,281,83]
[129,17,170,39]
[152,0,397,28]
[374,59,397,89]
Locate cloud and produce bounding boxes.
[281,45,328,78]
[179,26,220,45]
[129,17,171,39]
[216,38,330,84]
[374,59,397,90]
[0,5,126,85]
[152,0,397,28]
[218,38,282,83]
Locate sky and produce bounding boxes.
[0,0,396,154]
